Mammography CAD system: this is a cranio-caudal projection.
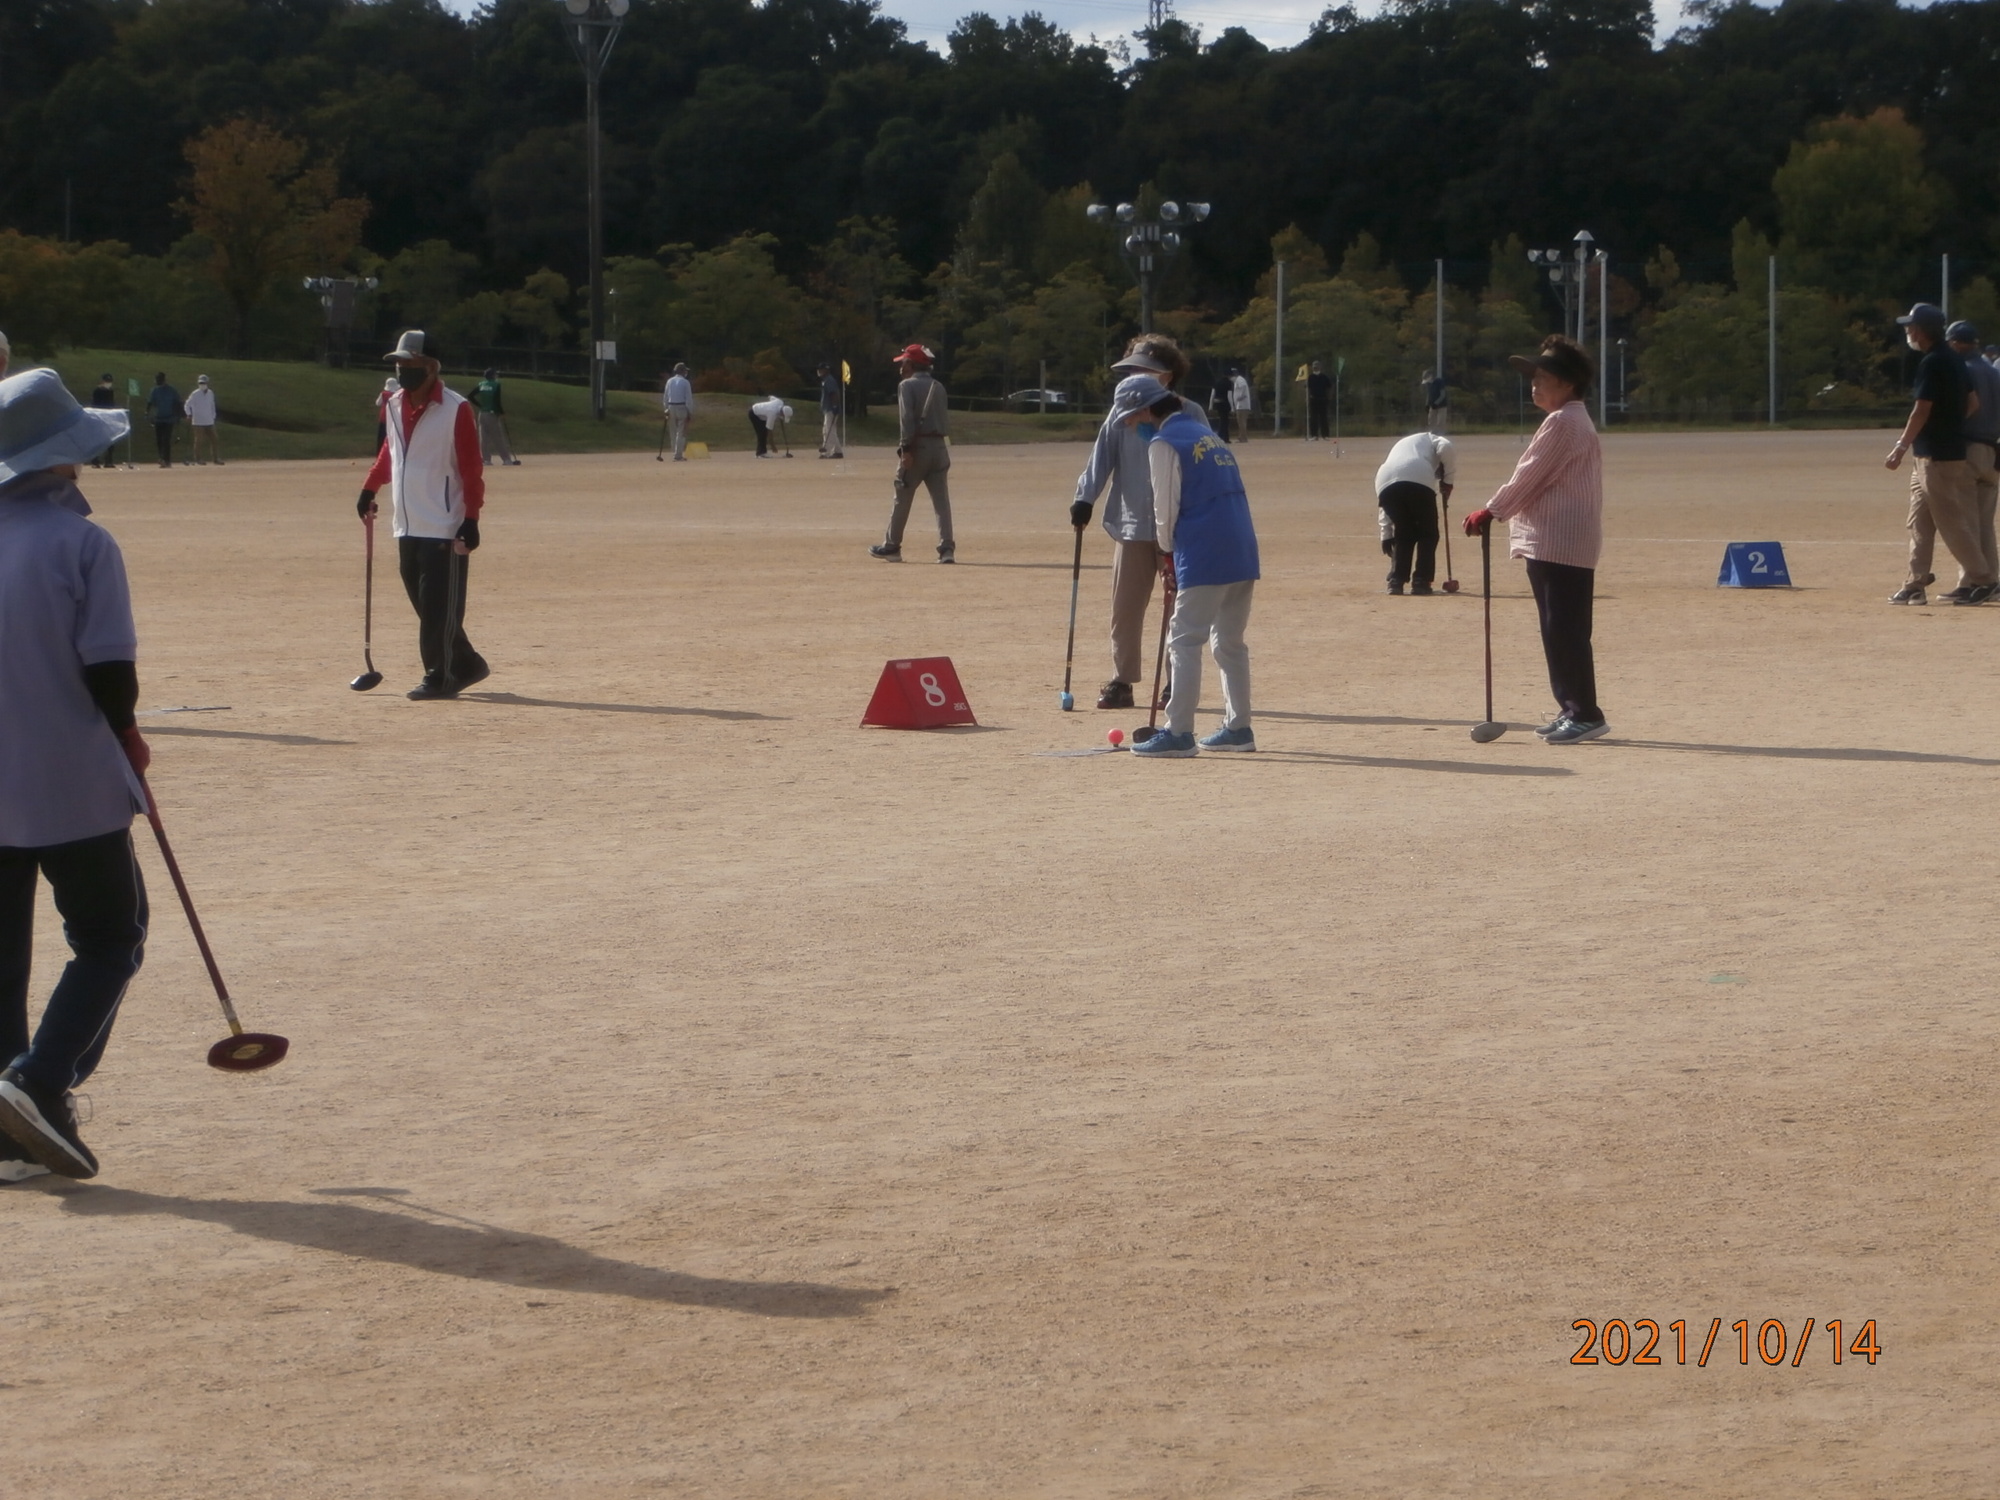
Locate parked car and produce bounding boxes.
[1004,388,1069,410]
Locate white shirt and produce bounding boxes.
[185,386,217,426]
[751,397,789,423]
[664,375,693,409]
[1230,374,1252,411]
[1375,432,1456,496]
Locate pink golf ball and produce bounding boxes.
[1107,728,1125,747]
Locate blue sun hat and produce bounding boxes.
[0,368,129,482]
[1108,373,1171,420]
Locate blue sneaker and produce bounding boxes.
[1198,726,1256,752]
[1130,728,1197,758]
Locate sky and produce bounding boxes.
[440,0,1714,55]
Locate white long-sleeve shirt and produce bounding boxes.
[1148,435,1185,552]
[1374,432,1455,495]
[664,375,693,410]
[184,386,216,426]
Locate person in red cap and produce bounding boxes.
[871,344,954,562]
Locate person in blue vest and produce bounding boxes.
[1122,375,1260,758]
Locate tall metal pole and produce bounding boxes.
[1768,254,1777,427]
[587,59,605,420]
[1942,252,1951,320]
[1273,259,1285,437]
[1140,258,1154,336]
[1597,251,1607,425]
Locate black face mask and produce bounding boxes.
[396,365,429,393]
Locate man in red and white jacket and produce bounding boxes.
[357,330,490,701]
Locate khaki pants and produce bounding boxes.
[190,424,221,464]
[478,411,515,464]
[1967,441,1999,578]
[884,440,953,555]
[667,405,691,458]
[821,409,841,457]
[1110,537,1161,684]
[1907,456,1995,587]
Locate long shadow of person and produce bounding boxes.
[57,1186,893,1319]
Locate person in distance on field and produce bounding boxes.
[0,369,149,1183]
[88,373,121,468]
[749,393,790,457]
[1306,360,1332,441]
[1886,303,1993,606]
[1124,375,1262,758]
[1460,335,1609,744]
[185,374,222,466]
[1229,365,1254,442]
[1071,335,1210,709]
[663,362,695,461]
[146,372,180,469]
[357,330,491,700]
[870,343,954,563]
[1375,429,1456,595]
[1944,319,1999,600]
[818,362,843,459]
[471,367,521,467]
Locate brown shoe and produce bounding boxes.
[1096,681,1135,710]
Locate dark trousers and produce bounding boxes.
[1525,557,1601,723]
[153,422,175,466]
[0,828,148,1094]
[1379,481,1439,587]
[397,537,484,687]
[749,413,770,456]
[1308,399,1330,439]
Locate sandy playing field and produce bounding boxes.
[7,430,1996,1497]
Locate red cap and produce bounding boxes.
[895,343,934,367]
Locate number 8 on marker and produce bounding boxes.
[919,672,947,707]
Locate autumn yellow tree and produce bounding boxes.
[176,119,368,353]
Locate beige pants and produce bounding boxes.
[1110,538,1162,684]
[1967,441,1999,578]
[821,409,840,456]
[189,424,221,463]
[884,440,953,554]
[1907,456,1995,587]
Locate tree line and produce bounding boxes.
[2,0,1997,418]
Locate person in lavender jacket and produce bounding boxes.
[1461,335,1608,744]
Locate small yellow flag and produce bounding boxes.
[841,361,851,384]
[1295,363,1310,382]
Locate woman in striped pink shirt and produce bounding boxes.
[1462,335,1607,744]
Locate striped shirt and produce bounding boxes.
[1485,400,1602,569]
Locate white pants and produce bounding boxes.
[1164,579,1253,737]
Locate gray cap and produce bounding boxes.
[1897,303,1947,334]
[1947,319,1979,344]
[384,329,428,362]
[1111,349,1172,376]
[1108,373,1171,420]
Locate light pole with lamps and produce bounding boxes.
[304,275,379,367]
[1085,197,1211,335]
[1527,230,1594,345]
[557,0,630,420]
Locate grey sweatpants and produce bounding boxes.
[1164,579,1254,738]
[478,411,515,464]
[884,440,953,553]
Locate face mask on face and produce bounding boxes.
[396,364,429,393]
[1137,423,1157,442]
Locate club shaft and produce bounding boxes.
[139,780,242,1030]
[1061,525,1083,695]
[1147,574,1175,729]
[1481,523,1494,723]
[361,512,375,668]
[1441,492,1455,581]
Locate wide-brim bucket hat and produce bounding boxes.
[0,368,129,482]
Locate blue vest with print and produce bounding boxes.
[1158,413,1260,589]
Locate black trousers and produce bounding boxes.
[0,828,148,1094]
[153,422,175,465]
[1379,481,1439,586]
[1525,557,1601,723]
[1308,399,1330,438]
[397,537,485,687]
[749,413,770,455]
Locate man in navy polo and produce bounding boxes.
[0,368,151,1182]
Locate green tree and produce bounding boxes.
[0,231,131,358]
[1487,235,1539,312]
[379,239,479,333]
[1774,108,1944,302]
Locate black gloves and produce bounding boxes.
[357,488,377,519]
[1069,500,1092,528]
[457,516,481,551]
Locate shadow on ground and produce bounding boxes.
[147,725,354,746]
[1618,739,2000,766]
[1250,750,1572,777]
[463,692,781,722]
[55,1185,893,1318]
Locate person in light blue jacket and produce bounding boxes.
[1069,336,1209,710]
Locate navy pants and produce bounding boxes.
[0,828,148,1093]
[1379,481,1439,587]
[1525,558,1602,724]
[398,537,484,688]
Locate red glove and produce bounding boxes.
[119,726,150,775]
[1462,508,1496,537]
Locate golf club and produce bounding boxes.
[1440,489,1460,593]
[1131,571,1176,745]
[350,509,383,691]
[655,413,669,461]
[779,417,794,458]
[1058,523,1083,710]
[1470,518,1506,742]
[139,779,289,1072]
[440,534,463,696]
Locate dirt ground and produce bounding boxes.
[7,430,1996,1498]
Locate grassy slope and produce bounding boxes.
[40,350,1101,462]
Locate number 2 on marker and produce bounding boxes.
[1749,550,1768,573]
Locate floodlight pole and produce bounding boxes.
[561,0,628,420]
[1086,199,1211,337]
[1768,254,1778,427]
[1434,257,1445,432]
[1596,249,1608,425]
[1273,258,1285,436]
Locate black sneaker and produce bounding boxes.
[937,547,955,564]
[1534,717,1565,737]
[406,678,459,701]
[455,659,492,690]
[1411,582,1434,596]
[0,1068,97,1179]
[1,1137,50,1185]
[1888,584,1926,605]
[869,544,902,561]
[1385,575,1405,595]
[1951,585,1993,605]
[1938,585,1976,603]
[1097,680,1135,710]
